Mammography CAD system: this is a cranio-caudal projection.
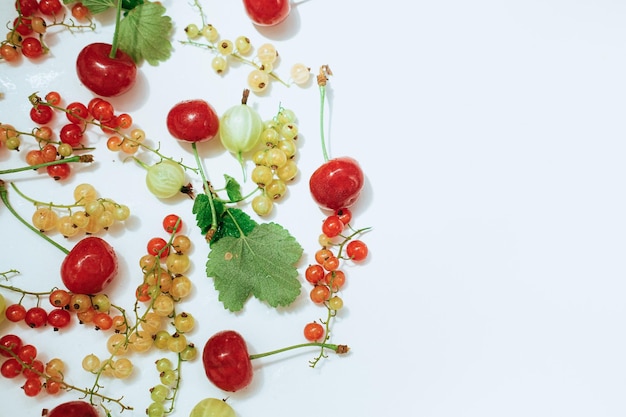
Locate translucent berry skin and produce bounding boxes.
[47,400,100,417]
[202,330,253,392]
[60,237,118,294]
[166,99,219,143]
[243,0,291,26]
[76,43,137,97]
[309,157,364,211]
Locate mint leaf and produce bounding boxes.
[80,0,115,14]
[206,223,303,312]
[224,174,243,202]
[117,2,173,65]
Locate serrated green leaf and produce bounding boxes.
[206,223,303,312]
[81,0,115,14]
[224,174,243,202]
[117,2,173,65]
[192,194,224,235]
[212,208,257,246]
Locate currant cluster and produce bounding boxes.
[3,286,115,332]
[146,357,182,417]
[1,0,93,62]
[16,182,131,236]
[250,107,300,216]
[303,207,369,366]
[183,18,310,93]
[0,333,66,397]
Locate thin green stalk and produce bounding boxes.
[0,154,93,175]
[248,342,349,360]
[191,142,218,240]
[317,66,332,162]
[0,180,69,255]
[110,0,123,57]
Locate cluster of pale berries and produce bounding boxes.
[183,23,311,92]
[31,183,130,237]
[250,107,300,216]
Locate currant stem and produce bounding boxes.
[0,180,70,255]
[248,342,349,361]
[0,345,133,412]
[0,154,93,175]
[191,142,218,241]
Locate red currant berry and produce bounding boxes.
[25,307,48,328]
[21,37,44,59]
[346,240,368,261]
[66,102,89,124]
[147,237,169,259]
[335,207,352,225]
[0,359,22,378]
[303,322,325,341]
[162,214,183,234]
[47,308,71,330]
[321,215,344,238]
[5,304,27,322]
[46,163,71,181]
[0,334,22,358]
[59,123,83,146]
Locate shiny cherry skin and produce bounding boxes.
[202,330,253,392]
[60,236,118,295]
[76,43,137,97]
[47,400,100,417]
[242,0,291,26]
[166,99,219,143]
[309,157,364,211]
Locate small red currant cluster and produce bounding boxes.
[303,207,370,366]
[0,333,66,397]
[1,0,93,62]
[0,91,139,180]
[4,288,115,332]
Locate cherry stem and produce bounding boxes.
[191,142,218,241]
[0,180,70,255]
[248,342,349,361]
[0,154,93,175]
[317,65,333,163]
[110,0,123,58]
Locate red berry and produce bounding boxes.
[162,214,183,234]
[47,308,71,330]
[321,215,344,238]
[5,304,26,322]
[0,334,22,358]
[25,307,48,328]
[303,322,325,341]
[202,330,253,392]
[346,240,368,261]
[60,236,118,295]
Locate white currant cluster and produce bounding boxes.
[250,107,300,216]
[183,22,311,93]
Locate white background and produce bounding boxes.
[1,1,626,416]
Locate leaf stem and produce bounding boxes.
[0,180,70,255]
[191,143,218,240]
[248,342,349,360]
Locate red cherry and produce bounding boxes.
[76,43,137,97]
[60,236,118,295]
[309,157,364,211]
[47,401,100,417]
[166,99,219,143]
[242,0,291,26]
[202,330,253,392]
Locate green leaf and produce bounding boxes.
[192,194,224,236]
[81,0,115,14]
[212,208,256,246]
[224,174,243,202]
[206,223,303,312]
[117,2,173,65]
